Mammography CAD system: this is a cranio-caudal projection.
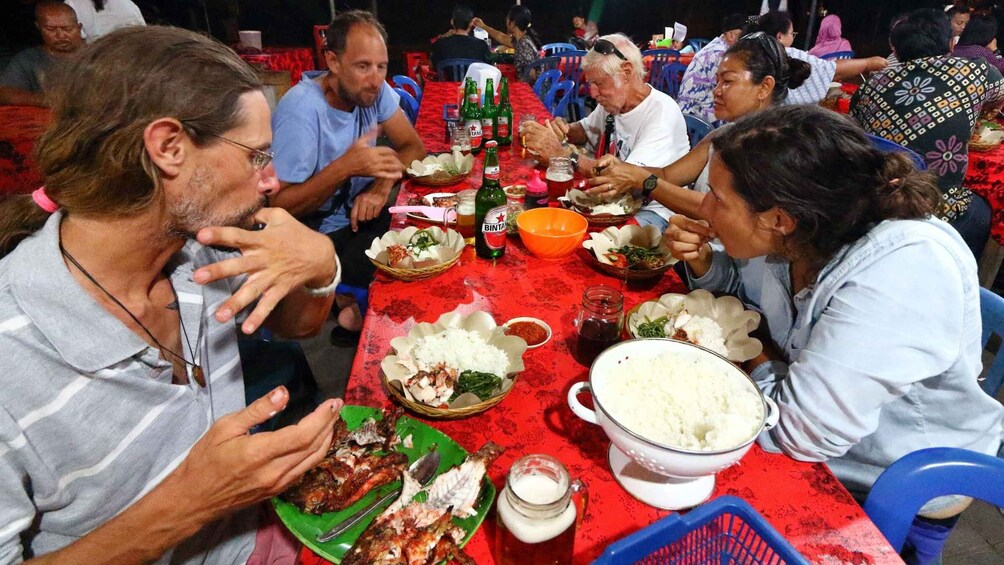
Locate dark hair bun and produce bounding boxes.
[787,59,811,90]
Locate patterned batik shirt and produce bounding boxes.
[514,35,540,83]
[677,35,729,124]
[850,56,1004,221]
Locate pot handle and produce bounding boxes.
[762,395,780,431]
[567,381,598,424]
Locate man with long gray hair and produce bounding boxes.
[0,26,343,562]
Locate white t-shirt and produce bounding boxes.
[66,0,145,43]
[576,85,690,221]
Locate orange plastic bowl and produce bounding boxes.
[517,207,588,260]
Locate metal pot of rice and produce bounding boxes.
[567,338,778,503]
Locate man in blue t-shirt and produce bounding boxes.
[271,10,425,334]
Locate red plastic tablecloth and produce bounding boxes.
[966,142,1004,245]
[301,82,901,565]
[239,46,314,83]
[0,105,50,195]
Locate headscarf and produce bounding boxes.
[810,15,853,57]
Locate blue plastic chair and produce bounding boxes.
[595,496,809,564]
[684,114,714,149]
[533,68,562,101]
[528,55,561,79]
[865,133,927,172]
[436,57,480,82]
[542,42,577,56]
[655,60,688,98]
[821,50,855,60]
[979,287,1004,397]
[393,87,419,124]
[392,74,422,104]
[642,48,681,87]
[863,447,1004,552]
[688,38,711,52]
[543,79,575,121]
[555,50,588,120]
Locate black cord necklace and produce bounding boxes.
[59,242,206,387]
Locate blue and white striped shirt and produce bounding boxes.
[0,212,257,564]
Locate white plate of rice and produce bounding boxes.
[627,289,762,362]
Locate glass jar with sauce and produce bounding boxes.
[495,454,587,565]
[573,285,624,366]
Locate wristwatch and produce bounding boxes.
[641,174,658,201]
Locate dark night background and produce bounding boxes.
[1,0,984,75]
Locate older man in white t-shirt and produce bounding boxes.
[521,33,689,230]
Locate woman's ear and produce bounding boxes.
[759,75,776,104]
[758,206,797,237]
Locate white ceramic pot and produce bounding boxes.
[567,338,779,480]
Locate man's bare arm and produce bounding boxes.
[270,129,405,217]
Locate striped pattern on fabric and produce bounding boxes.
[0,213,257,564]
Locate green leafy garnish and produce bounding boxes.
[450,370,502,401]
[407,229,441,253]
[636,315,669,338]
[609,245,666,269]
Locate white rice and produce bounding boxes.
[411,328,509,377]
[676,314,728,357]
[601,355,764,451]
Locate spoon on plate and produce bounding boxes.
[316,448,442,542]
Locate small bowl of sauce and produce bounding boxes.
[503,317,551,349]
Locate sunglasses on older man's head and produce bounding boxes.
[592,39,627,61]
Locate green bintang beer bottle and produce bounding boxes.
[494,77,513,145]
[475,140,507,259]
[463,79,484,155]
[481,78,497,143]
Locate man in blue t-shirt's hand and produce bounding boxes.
[270,10,425,336]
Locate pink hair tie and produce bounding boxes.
[32,187,59,213]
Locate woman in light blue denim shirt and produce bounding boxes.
[666,105,1004,565]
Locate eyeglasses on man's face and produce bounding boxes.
[592,39,627,61]
[204,133,275,171]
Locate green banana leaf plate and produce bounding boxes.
[271,405,496,563]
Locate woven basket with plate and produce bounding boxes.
[407,152,474,187]
[365,226,465,282]
[581,224,678,280]
[380,310,527,419]
[560,189,642,226]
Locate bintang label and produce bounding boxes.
[466,119,483,149]
[496,116,509,138]
[484,164,500,181]
[481,205,508,249]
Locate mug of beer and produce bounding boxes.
[495,454,587,565]
[456,189,477,245]
[545,157,574,202]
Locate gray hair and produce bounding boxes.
[582,33,645,81]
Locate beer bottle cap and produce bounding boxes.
[485,140,498,148]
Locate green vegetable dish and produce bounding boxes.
[407,229,441,253]
[451,370,502,401]
[636,315,669,338]
[602,244,667,270]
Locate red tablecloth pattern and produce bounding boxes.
[300,82,900,565]
[966,143,1004,245]
[239,46,314,83]
[0,106,50,195]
